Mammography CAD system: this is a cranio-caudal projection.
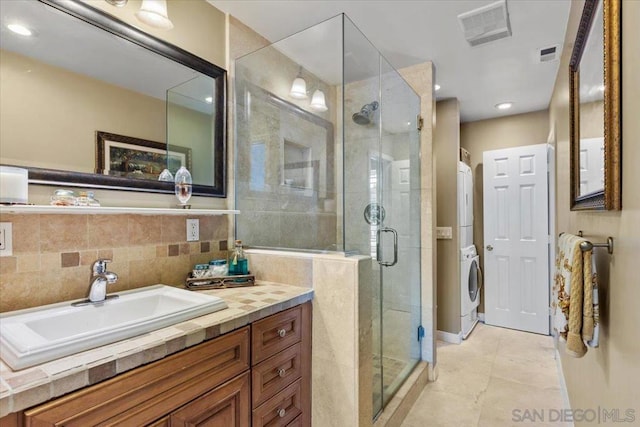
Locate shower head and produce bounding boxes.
[352,101,379,125]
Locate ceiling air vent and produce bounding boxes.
[458,0,512,47]
[538,45,559,62]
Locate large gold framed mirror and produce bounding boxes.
[570,0,621,210]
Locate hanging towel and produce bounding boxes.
[552,233,587,357]
[582,248,600,348]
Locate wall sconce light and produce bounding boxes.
[135,0,174,30]
[289,67,328,112]
[289,67,308,100]
[310,89,328,112]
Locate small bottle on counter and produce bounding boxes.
[76,191,89,206]
[227,240,248,275]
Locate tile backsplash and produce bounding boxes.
[0,214,228,312]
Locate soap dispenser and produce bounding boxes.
[228,240,248,275]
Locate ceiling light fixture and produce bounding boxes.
[135,0,174,30]
[495,102,513,110]
[7,24,32,36]
[205,96,213,104]
[434,84,441,91]
[310,90,328,112]
[289,67,308,100]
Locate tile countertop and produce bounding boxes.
[0,282,313,417]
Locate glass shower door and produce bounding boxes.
[377,58,422,410]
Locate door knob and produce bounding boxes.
[486,245,493,251]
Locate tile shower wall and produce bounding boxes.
[0,214,228,312]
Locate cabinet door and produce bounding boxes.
[171,372,250,427]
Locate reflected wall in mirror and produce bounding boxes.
[0,0,226,197]
[570,0,621,210]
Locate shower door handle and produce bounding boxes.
[377,227,398,267]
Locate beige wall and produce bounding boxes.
[551,0,640,422]
[460,109,549,311]
[434,99,460,334]
[0,50,166,173]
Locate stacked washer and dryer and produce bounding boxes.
[458,161,481,339]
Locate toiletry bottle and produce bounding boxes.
[228,240,248,275]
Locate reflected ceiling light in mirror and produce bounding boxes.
[434,84,441,91]
[290,67,308,100]
[310,90,328,112]
[105,0,128,7]
[136,0,174,30]
[495,102,513,110]
[205,96,213,103]
[7,24,32,36]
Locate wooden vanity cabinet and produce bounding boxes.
[23,327,251,427]
[251,304,311,427]
[1,301,311,427]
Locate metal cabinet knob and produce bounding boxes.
[486,245,493,251]
[278,408,286,418]
[278,328,286,338]
[278,368,286,378]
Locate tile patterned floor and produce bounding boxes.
[402,323,571,426]
[373,354,409,411]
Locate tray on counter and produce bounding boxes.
[185,273,255,290]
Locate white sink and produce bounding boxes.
[0,285,227,370]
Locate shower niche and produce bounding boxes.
[234,14,422,421]
[282,140,316,193]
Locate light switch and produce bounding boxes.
[436,226,453,240]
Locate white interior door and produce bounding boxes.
[579,137,605,195]
[483,144,549,334]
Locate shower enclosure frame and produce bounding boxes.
[233,13,423,421]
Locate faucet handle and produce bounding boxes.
[92,259,112,275]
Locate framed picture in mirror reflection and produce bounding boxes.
[96,131,192,181]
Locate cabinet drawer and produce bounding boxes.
[252,379,302,427]
[252,343,302,407]
[252,306,302,365]
[24,327,250,426]
[287,415,302,427]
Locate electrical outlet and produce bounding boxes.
[0,222,13,256]
[186,218,199,242]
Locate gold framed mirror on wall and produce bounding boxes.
[569,0,621,210]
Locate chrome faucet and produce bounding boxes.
[88,259,118,303]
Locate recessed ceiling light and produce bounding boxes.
[7,24,32,36]
[434,84,441,91]
[205,96,213,104]
[495,102,513,110]
[406,121,411,126]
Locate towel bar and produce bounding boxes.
[580,237,614,254]
[558,231,614,255]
